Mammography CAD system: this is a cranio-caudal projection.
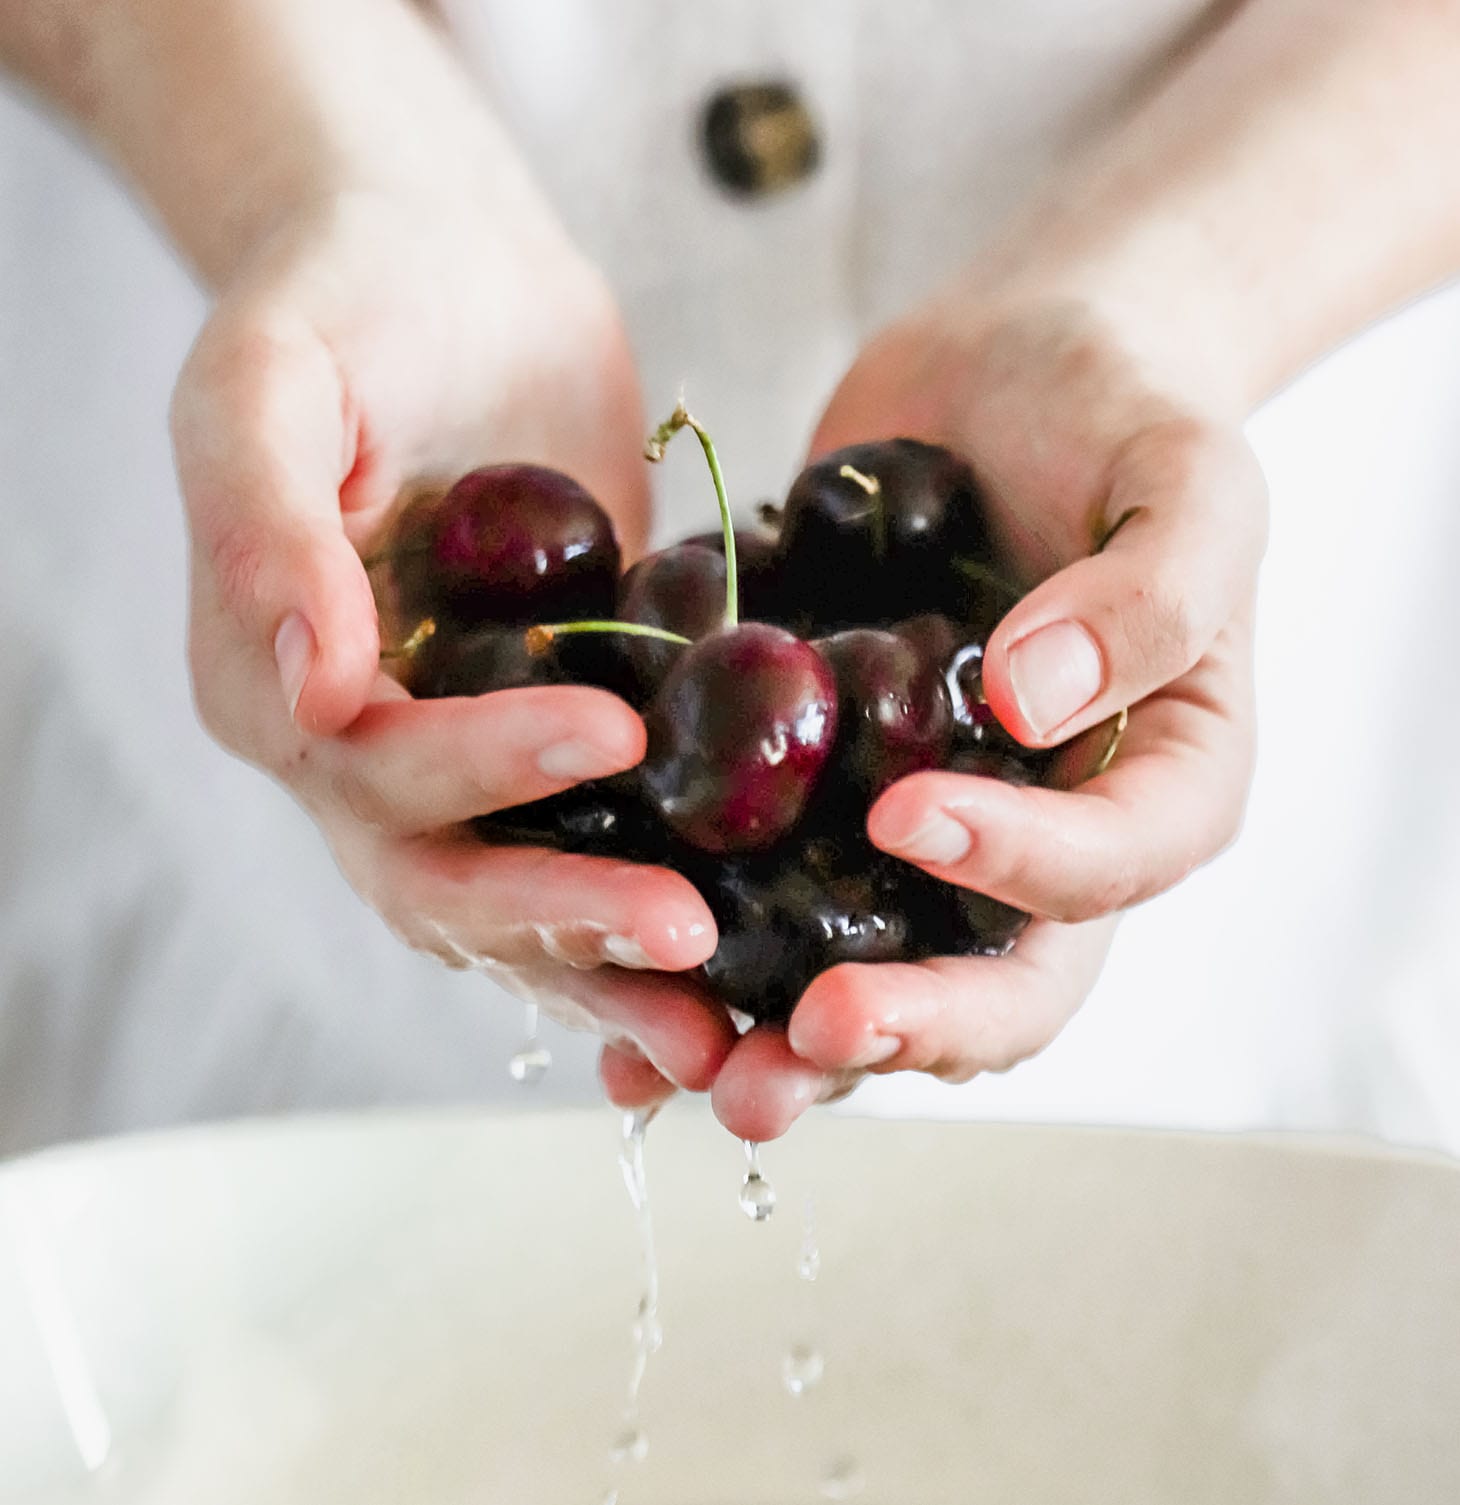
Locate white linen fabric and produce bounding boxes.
[2,1,1458,1158]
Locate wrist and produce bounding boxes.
[949,227,1262,422]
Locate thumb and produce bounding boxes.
[173,316,381,739]
[982,423,1267,747]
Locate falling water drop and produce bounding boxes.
[781,1342,826,1397]
[508,1003,551,1084]
[739,1140,777,1222]
[798,1194,821,1282]
[819,1456,867,1500]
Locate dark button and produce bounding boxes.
[700,81,821,198]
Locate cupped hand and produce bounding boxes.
[172,187,735,1089]
[602,294,1266,1136]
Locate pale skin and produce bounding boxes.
[6,0,1460,1138]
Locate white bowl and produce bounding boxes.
[1,1107,1457,1503]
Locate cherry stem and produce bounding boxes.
[379,617,437,661]
[646,403,738,629]
[1093,707,1129,777]
[839,464,886,560]
[525,621,692,655]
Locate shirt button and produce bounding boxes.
[700,81,822,198]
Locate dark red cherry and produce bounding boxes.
[391,464,620,629]
[816,628,953,801]
[682,528,786,623]
[777,439,991,628]
[893,614,1043,766]
[641,624,838,854]
[616,543,727,692]
[404,622,636,704]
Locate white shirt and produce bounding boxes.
[3,1,1459,1157]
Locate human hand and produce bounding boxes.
[172,186,735,1092]
[601,292,1265,1135]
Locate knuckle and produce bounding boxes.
[205,520,276,624]
[1046,865,1136,924]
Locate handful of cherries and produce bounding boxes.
[373,406,1113,1026]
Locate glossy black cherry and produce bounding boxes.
[777,439,991,627]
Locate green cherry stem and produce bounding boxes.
[646,403,739,629]
[524,621,692,655]
[839,463,886,561]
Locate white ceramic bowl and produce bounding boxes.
[2,1107,1457,1503]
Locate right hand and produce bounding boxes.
[172,185,736,1092]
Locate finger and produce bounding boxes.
[788,918,1116,1082]
[599,1043,678,1111]
[546,966,735,1093]
[386,839,718,972]
[710,1028,841,1143]
[981,422,1267,747]
[868,627,1253,922]
[321,686,645,834]
[173,314,380,738]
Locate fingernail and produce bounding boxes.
[846,1035,902,1069]
[1007,621,1103,737]
[603,935,654,969]
[274,613,315,720]
[537,739,625,782]
[885,812,971,867]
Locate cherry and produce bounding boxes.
[682,528,786,623]
[894,614,1050,771]
[641,623,838,854]
[777,439,992,628]
[473,776,667,863]
[815,628,953,801]
[699,847,909,1024]
[401,616,649,706]
[617,543,727,693]
[389,464,620,630]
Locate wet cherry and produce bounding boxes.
[641,624,838,854]
[777,439,992,628]
[700,847,910,1024]
[389,464,620,629]
[617,543,726,693]
[682,528,786,623]
[816,628,953,801]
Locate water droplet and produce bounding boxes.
[798,1194,821,1281]
[610,1426,649,1465]
[820,1456,866,1499]
[782,1343,825,1397]
[507,1043,552,1084]
[740,1141,776,1221]
[599,1492,619,1505]
[739,1172,777,1222]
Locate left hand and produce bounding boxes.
[601,288,1266,1138]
